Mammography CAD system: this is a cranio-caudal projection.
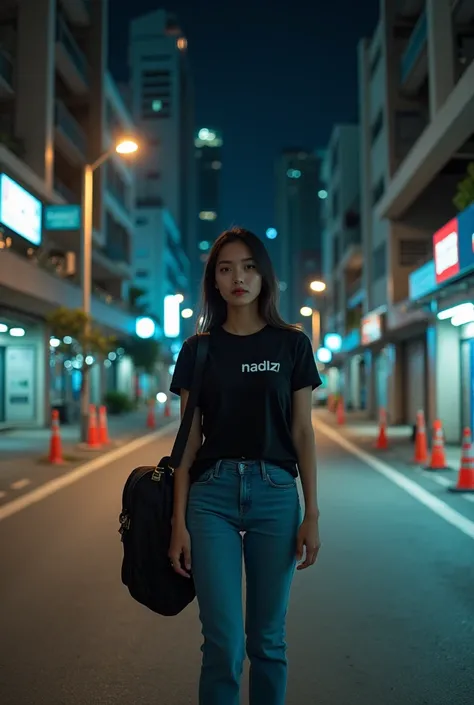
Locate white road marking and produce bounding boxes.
[422,473,451,488]
[10,479,31,490]
[315,419,474,542]
[0,422,179,524]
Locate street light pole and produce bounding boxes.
[79,139,139,440]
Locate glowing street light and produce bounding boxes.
[300,306,313,317]
[175,293,184,304]
[181,308,193,319]
[115,138,139,155]
[310,280,326,293]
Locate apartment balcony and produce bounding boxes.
[452,0,474,23]
[0,248,134,336]
[396,0,424,17]
[92,243,131,281]
[0,49,14,97]
[54,100,87,165]
[347,276,365,310]
[55,15,88,95]
[104,186,134,234]
[400,11,428,94]
[53,176,78,204]
[60,0,91,26]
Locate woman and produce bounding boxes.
[169,227,321,705]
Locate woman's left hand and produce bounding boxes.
[296,514,321,570]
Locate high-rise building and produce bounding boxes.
[195,126,222,298]
[129,9,194,335]
[274,149,326,323]
[0,0,138,427]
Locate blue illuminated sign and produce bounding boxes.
[408,260,437,301]
[458,203,474,275]
[45,204,81,230]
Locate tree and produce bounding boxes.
[453,162,474,212]
[46,307,116,441]
[123,337,161,375]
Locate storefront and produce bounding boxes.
[0,314,47,428]
[460,324,474,434]
[361,310,388,418]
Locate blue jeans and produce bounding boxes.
[186,459,301,705]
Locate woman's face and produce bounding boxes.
[214,240,262,308]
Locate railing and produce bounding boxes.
[56,15,88,83]
[55,99,87,156]
[104,242,130,265]
[400,11,427,84]
[0,48,13,87]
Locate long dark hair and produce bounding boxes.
[198,227,297,333]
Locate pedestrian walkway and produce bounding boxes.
[314,408,463,471]
[0,404,178,492]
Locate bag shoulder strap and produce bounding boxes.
[169,333,209,468]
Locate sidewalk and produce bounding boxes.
[0,405,178,489]
[314,408,463,471]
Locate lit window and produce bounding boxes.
[199,240,211,251]
[152,100,163,112]
[199,211,217,221]
[211,161,222,170]
[177,37,188,50]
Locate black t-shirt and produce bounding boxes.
[170,325,321,482]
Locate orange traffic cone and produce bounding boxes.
[336,397,345,425]
[98,405,110,446]
[146,399,156,429]
[375,408,388,450]
[48,409,64,464]
[449,428,474,493]
[425,419,448,470]
[86,405,101,449]
[413,410,428,464]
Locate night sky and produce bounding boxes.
[110,0,379,238]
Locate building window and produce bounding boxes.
[372,241,386,277]
[136,269,149,278]
[371,110,383,144]
[211,161,222,170]
[199,211,217,221]
[140,54,171,62]
[372,177,385,206]
[398,238,431,267]
[177,37,188,50]
[146,171,161,180]
[136,217,148,226]
[136,248,149,258]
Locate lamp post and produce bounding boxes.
[301,280,327,353]
[80,138,138,438]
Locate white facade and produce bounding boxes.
[128,9,192,328]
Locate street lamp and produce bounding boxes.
[310,280,326,293]
[81,137,139,436]
[300,306,313,317]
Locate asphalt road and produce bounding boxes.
[1,421,473,705]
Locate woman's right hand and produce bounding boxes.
[169,522,192,578]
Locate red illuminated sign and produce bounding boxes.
[433,218,460,284]
[361,313,382,345]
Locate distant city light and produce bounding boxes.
[324,333,342,352]
[10,327,25,337]
[0,323,8,333]
[317,347,332,364]
[85,355,94,365]
[287,169,301,179]
[156,392,168,404]
[318,189,328,199]
[63,336,73,345]
[164,295,180,338]
[177,37,188,50]
[300,306,313,317]
[199,240,211,251]
[175,293,184,304]
[108,352,117,361]
[198,128,216,142]
[152,100,163,112]
[199,211,217,221]
[266,227,278,239]
[135,316,156,339]
[181,308,193,319]
[50,337,60,348]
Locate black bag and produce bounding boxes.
[119,333,209,616]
